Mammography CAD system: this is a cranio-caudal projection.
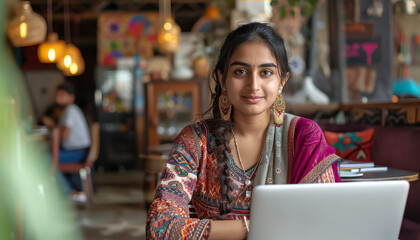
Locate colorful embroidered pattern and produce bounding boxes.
[146,119,340,239]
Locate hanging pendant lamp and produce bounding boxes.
[57,44,85,76]
[157,0,181,53]
[38,0,65,63]
[38,32,65,63]
[56,0,84,76]
[8,1,47,47]
[56,43,84,74]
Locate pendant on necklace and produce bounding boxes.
[245,179,251,187]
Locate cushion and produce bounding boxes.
[323,128,375,162]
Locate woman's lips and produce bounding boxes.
[243,96,263,103]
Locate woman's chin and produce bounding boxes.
[235,109,271,118]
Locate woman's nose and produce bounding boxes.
[248,72,260,91]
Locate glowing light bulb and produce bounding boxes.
[164,22,172,30]
[48,49,56,61]
[63,55,72,68]
[20,22,27,39]
[70,62,78,74]
[163,33,175,42]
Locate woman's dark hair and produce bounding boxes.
[208,22,291,217]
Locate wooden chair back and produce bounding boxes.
[50,127,60,169]
[85,122,100,167]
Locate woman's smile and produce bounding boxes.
[242,95,264,104]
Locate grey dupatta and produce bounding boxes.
[253,113,296,186]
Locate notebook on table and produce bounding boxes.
[248,181,409,240]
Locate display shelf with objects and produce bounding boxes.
[145,79,208,148]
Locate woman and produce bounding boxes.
[146,22,341,240]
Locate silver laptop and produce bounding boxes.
[248,181,409,240]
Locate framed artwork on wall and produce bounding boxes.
[97,12,159,66]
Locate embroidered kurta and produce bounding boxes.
[146,115,341,239]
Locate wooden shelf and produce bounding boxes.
[287,100,420,126]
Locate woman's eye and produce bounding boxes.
[234,69,247,75]
[261,70,273,77]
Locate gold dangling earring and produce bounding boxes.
[273,89,285,127]
[219,90,232,121]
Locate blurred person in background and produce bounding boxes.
[43,82,91,192]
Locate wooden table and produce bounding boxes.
[341,168,419,182]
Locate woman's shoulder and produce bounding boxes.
[284,113,318,125]
[173,119,215,161]
[285,113,323,135]
[177,119,213,143]
[296,116,318,126]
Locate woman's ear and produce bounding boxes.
[217,70,224,88]
[279,72,290,92]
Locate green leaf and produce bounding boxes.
[290,9,295,17]
[270,0,278,6]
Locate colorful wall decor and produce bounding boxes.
[98,12,159,66]
[346,39,381,66]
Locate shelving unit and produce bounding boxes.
[145,79,202,148]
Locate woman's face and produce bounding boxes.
[223,41,286,119]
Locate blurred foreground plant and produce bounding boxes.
[0,0,83,239]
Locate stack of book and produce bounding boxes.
[340,160,388,172]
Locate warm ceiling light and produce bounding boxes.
[69,62,78,74]
[158,0,180,53]
[8,1,47,47]
[38,0,65,63]
[38,33,65,63]
[57,44,83,70]
[57,44,85,76]
[48,49,55,60]
[55,0,84,76]
[158,18,181,53]
[64,55,72,68]
[163,22,172,30]
[62,59,84,76]
[20,22,27,38]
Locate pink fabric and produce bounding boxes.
[290,118,341,184]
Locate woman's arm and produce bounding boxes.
[315,162,341,183]
[147,125,212,239]
[147,125,251,239]
[146,149,210,238]
[209,220,248,240]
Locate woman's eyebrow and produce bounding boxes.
[230,61,277,68]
